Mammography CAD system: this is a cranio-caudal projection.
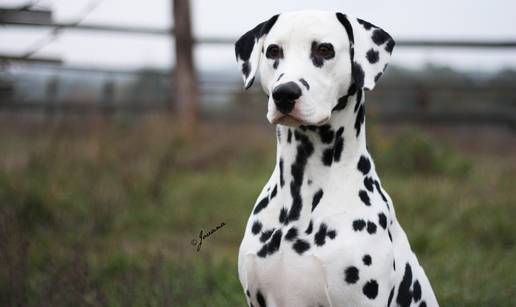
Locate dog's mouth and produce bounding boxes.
[271,114,329,127]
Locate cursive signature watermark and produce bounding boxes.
[190,222,226,252]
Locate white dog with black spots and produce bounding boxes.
[235,10,439,307]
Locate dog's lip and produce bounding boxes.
[272,114,329,126]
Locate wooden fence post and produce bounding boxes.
[173,0,199,134]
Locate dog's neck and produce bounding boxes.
[275,90,368,188]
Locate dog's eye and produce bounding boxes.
[317,43,335,59]
[266,44,282,59]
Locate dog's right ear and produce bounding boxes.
[235,14,279,89]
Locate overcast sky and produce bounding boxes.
[1,0,516,72]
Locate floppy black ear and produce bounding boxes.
[336,13,395,91]
[235,14,279,89]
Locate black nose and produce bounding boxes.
[272,82,302,114]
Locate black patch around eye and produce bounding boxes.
[317,43,335,59]
[310,42,335,68]
[310,41,324,67]
[266,44,283,59]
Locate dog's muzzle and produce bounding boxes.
[272,82,302,114]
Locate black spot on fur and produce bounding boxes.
[279,207,287,224]
[388,230,393,242]
[292,239,310,254]
[336,127,344,138]
[344,266,360,284]
[305,220,313,234]
[299,78,310,90]
[364,176,374,192]
[374,72,383,83]
[357,18,376,30]
[359,190,371,206]
[333,95,348,112]
[366,49,379,63]
[312,189,324,212]
[353,219,366,231]
[256,290,267,307]
[378,213,387,229]
[363,280,379,299]
[419,302,427,307]
[322,148,334,166]
[287,132,314,222]
[372,28,391,45]
[277,73,285,81]
[333,83,357,112]
[272,59,279,69]
[352,62,365,89]
[357,156,371,174]
[314,223,328,246]
[252,220,263,235]
[354,89,363,113]
[413,280,422,302]
[260,229,275,243]
[333,135,344,162]
[242,62,251,78]
[327,230,336,239]
[318,125,334,144]
[396,263,413,307]
[285,227,298,241]
[287,129,292,143]
[374,180,388,202]
[393,260,396,270]
[385,38,395,53]
[246,290,251,297]
[387,286,395,307]
[257,229,282,258]
[279,158,285,187]
[336,14,354,57]
[355,104,365,137]
[367,221,377,234]
[253,196,269,215]
[362,254,372,266]
[270,184,277,199]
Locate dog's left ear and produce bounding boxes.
[235,14,279,89]
[336,13,395,91]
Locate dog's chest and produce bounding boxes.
[238,155,399,301]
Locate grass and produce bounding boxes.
[0,115,515,306]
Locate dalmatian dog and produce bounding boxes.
[234,10,438,307]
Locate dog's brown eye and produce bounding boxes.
[317,43,335,59]
[266,44,282,59]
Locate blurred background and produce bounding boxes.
[0,0,515,306]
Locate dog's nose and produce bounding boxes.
[272,82,302,114]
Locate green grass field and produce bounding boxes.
[0,116,514,306]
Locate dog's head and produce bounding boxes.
[235,10,395,126]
